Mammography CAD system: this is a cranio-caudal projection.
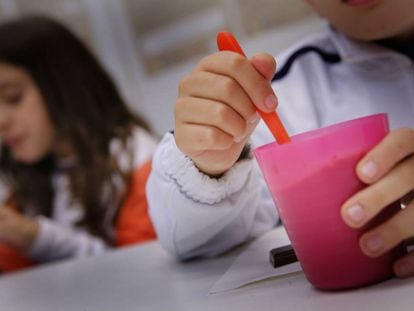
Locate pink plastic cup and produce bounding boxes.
[254,113,405,290]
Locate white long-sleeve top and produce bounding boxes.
[0,127,157,262]
[147,25,414,260]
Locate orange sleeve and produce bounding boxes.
[115,160,157,246]
[0,244,34,273]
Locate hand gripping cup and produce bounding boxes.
[254,114,405,290]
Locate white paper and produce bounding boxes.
[209,226,302,294]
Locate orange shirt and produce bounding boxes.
[116,160,156,245]
[0,160,156,273]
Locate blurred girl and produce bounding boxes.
[0,16,158,272]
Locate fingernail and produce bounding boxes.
[248,112,260,124]
[234,134,246,143]
[396,262,413,277]
[365,234,384,253]
[264,94,278,110]
[360,160,378,179]
[235,121,256,143]
[245,121,256,135]
[233,136,245,143]
[346,203,365,223]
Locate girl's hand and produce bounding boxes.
[174,51,277,177]
[341,128,414,277]
[0,206,38,251]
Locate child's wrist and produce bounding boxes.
[193,162,228,179]
[194,144,252,178]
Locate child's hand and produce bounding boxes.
[174,51,277,176]
[0,206,38,250]
[341,128,414,277]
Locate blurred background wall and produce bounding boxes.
[0,0,325,135]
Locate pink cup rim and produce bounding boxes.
[254,113,388,154]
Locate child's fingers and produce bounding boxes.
[175,97,247,142]
[175,123,234,157]
[356,128,414,184]
[394,249,414,278]
[341,155,414,228]
[178,71,257,122]
[249,53,277,81]
[358,199,414,258]
[196,51,278,113]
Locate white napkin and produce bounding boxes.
[209,226,302,294]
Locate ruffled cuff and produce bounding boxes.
[158,133,255,205]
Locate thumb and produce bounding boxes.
[249,53,277,81]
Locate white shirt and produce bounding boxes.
[147,26,414,260]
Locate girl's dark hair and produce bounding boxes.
[0,15,150,243]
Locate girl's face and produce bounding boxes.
[306,0,414,41]
[0,63,56,163]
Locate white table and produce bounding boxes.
[0,237,413,311]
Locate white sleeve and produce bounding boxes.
[27,216,108,262]
[147,133,278,260]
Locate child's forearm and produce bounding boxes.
[27,216,107,262]
[147,133,278,259]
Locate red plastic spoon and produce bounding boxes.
[217,31,291,144]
